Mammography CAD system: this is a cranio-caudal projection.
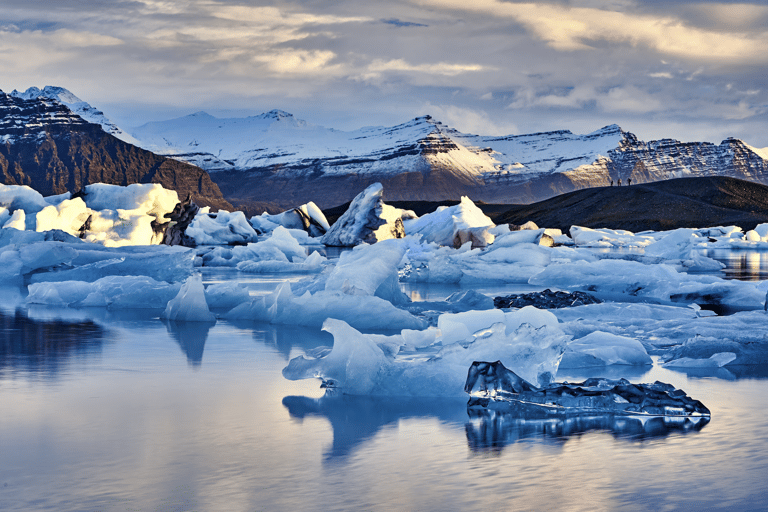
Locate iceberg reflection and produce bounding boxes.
[163,319,213,367]
[466,406,710,452]
[282,390,466,462]
[0,307,105,376]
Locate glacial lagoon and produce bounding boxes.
[1,254,768,512]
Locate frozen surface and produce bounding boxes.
[465,360,710,418]
[162,274,216,322]
[282,311,570,396]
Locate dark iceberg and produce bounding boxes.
[465,360,710,418]
[493,288,601,309]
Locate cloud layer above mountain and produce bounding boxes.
[1,0,766,145]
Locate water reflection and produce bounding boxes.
[705,249,768,281]
[163,320,214,367]
[283,390,467,462]
[466,407,709,454]
[0,307,105,377]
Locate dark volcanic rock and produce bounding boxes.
[160,194,200,247]
[494,289,602,309]
[0,91,232,210]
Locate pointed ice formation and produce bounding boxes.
[321,183,411,246]
[162,274,216,322]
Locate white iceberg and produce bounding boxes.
[404,196,495,248]
[185,210,258,245]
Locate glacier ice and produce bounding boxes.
[662,352,737,369]
[161,274,216,322]
[403,196,495,248]
[465,360,710,418]
[321,182,410,246]
[282,308,570,396]
[559,331,652,368]
[197,226,326,272]
[27,275,181,309]
[185,210,258,245]
[250,201,330,237]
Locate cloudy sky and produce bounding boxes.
[1,0,766,145]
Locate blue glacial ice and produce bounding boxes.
[465,360,711,418]
[282,306,570,396]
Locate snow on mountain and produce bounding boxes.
[130,112,623,182]
[10,86,141,146]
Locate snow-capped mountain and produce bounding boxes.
[10,86,141,146]
[0,89,231,209]
[130,110,768,210]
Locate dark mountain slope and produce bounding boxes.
[0,91,231,210]
[495,177,768,232]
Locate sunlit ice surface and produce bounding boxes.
[0,265,767,510]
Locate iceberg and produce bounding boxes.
[282,309,569,396]
[494,288,601,309]
[250,201,330,237]
[403,196,495,248]
[27,275,181,309]
[321,183,409,246]
[161,274,216,322]
[465,360,710,418]
[185,210,258,246]
[559,331,652,368]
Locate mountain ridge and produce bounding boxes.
[0,89,232,210]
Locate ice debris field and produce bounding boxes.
[3,181,768,406]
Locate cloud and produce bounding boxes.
[423,103,519,135]
[411,0,768,62]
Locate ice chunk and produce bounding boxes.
[529,258,763,309]
[4,209,26,230]
[465,360,710,417]
[251,201,330,237]
[644,228,723,272]
[204,282,251,310]
[324,238,406,297]
[494,289,601,309]
[199,226,321,270]
[185,210,258,245]
[321,183,406,246]
[27,276,181,309]
[282,316,569,396]
[161,274,216,322]
[662,352,737,369]
[28,244,195,284]
[559,331,652,368]
[570,226,658,248]
[226,283,426,330]
[0,184,49,214]
[404,196,495,248]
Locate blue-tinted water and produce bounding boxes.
[1,256,767,511]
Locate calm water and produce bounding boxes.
[1,257,768,511]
